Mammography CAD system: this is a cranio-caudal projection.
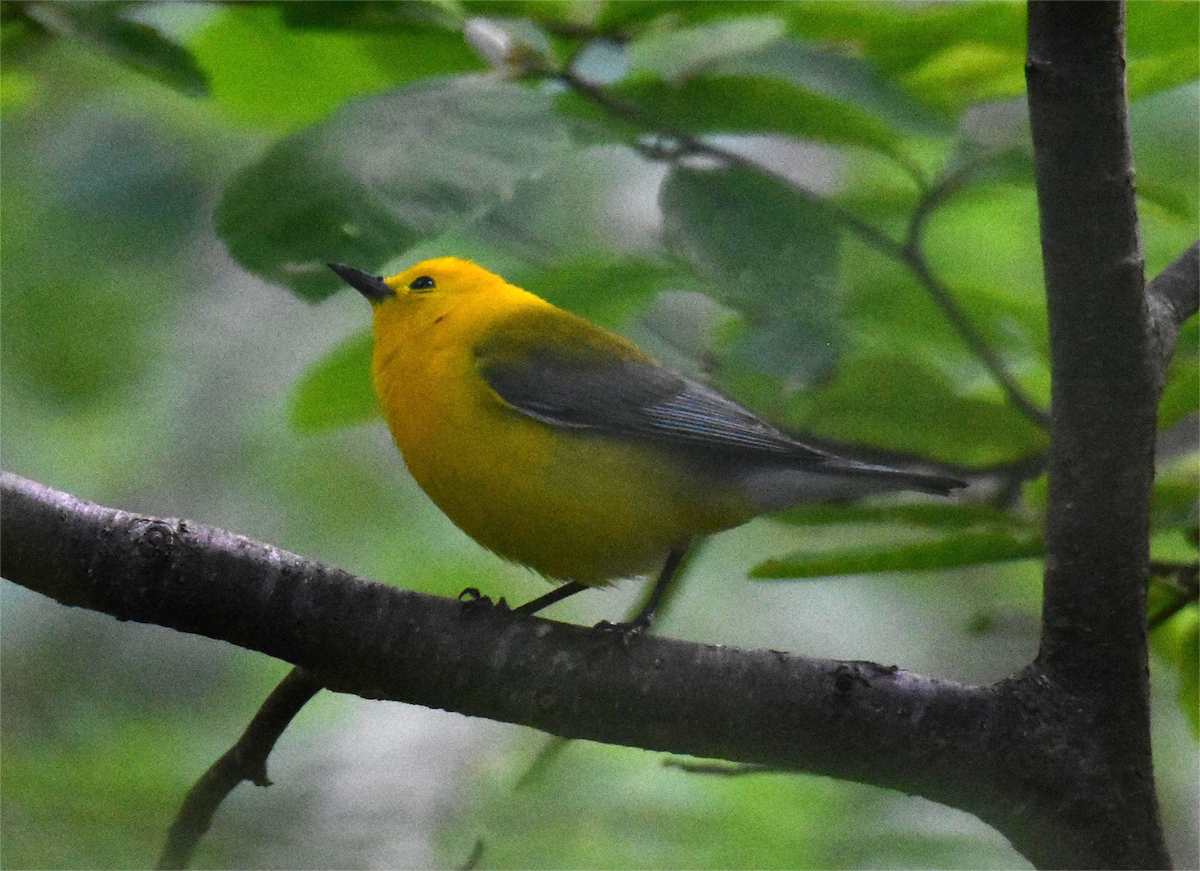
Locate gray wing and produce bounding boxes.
[476,333,829,461]
[473,314,965,496]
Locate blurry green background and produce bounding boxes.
[1,2,1196,869]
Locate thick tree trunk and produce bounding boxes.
[1022,2,1168,867]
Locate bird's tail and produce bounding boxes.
[738,456,967,511]
[813,457,967,497]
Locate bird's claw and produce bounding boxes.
[458,587,510,614]
[592,616,651,648]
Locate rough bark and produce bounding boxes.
[0,471,1004,811]
[1023,2,1170,867]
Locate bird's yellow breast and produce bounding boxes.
[370,281,753,584]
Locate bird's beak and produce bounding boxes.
[327,263,395,301]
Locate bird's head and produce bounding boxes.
[328,257,522,334]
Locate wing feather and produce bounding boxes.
[474,309,826,461]
[474,309,964,496]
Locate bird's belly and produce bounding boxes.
[389,386,755,583]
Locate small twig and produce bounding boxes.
[157,667,322,870]
[881,154,1042,427]
[904,248,1051,429]
[904,151,1017,253]
[560,70,1051,432]
[514,735,571,791]
[988,453,1049,510]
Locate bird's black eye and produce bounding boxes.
[409,276,436,291]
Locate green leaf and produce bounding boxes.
[456,0,573,19]
[522,256,682,326]
[597,0,782,29]
[659,165,841,385]
[782,2,1026,83]
[775,500,1027,531]
[564,34,942,170]
[751,525,1046,579]
[1129,47,1200,104]
[191,4,483,130]
[1152,464,1200,535]
[1,261,171,405]
[898,43,1026,114]
[1126,0,1200,101]
[0,68,34,115]
[778,1,1196,115]
[626,16,786,81]
[290,330,378,432]
[23,1,208,97]
[785,4,1068,115]
[940,141,1195,219]
[279,1,464,31]
[784,348,1048,466]
[1156,357,1200,431]
[451,145,667,276]
[826,172,1053,414]
[1132,175,1190,221]
[616,74,911,165]
[216,76,574,300]
[562,41,942,178]
[1158,319,1199,432]
[718,39,949,137]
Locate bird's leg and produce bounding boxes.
[595,543,690,638]
[631,545,688,629]
[465,542,691,626]
[513,580,589,615]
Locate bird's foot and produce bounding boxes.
[458,587,510,614]
[592,615,652,648]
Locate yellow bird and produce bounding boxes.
[329,258,964,624]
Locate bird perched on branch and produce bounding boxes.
[329,258,964,626]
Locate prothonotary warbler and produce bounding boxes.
[329,258,965,625]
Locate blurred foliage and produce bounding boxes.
[191,2,483,130]
[6,1,209,96]
[1,1,1197,869]
[217,76,573,299]
[753,501,1046,579]
[659,165,841,385]
[441,739,1024,870]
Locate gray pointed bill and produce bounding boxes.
[328,263,395,301]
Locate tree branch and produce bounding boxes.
[0,469,1126,868]
[0,472,991,790]
[1147,240,1200,388]
[2,467,1183,868]
[156,667,322,870]
[1025,1,1169,867]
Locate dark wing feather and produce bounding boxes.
[474,309,966,497]
[474,309,827,461]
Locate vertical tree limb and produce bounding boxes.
[1024,2,1169,866]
